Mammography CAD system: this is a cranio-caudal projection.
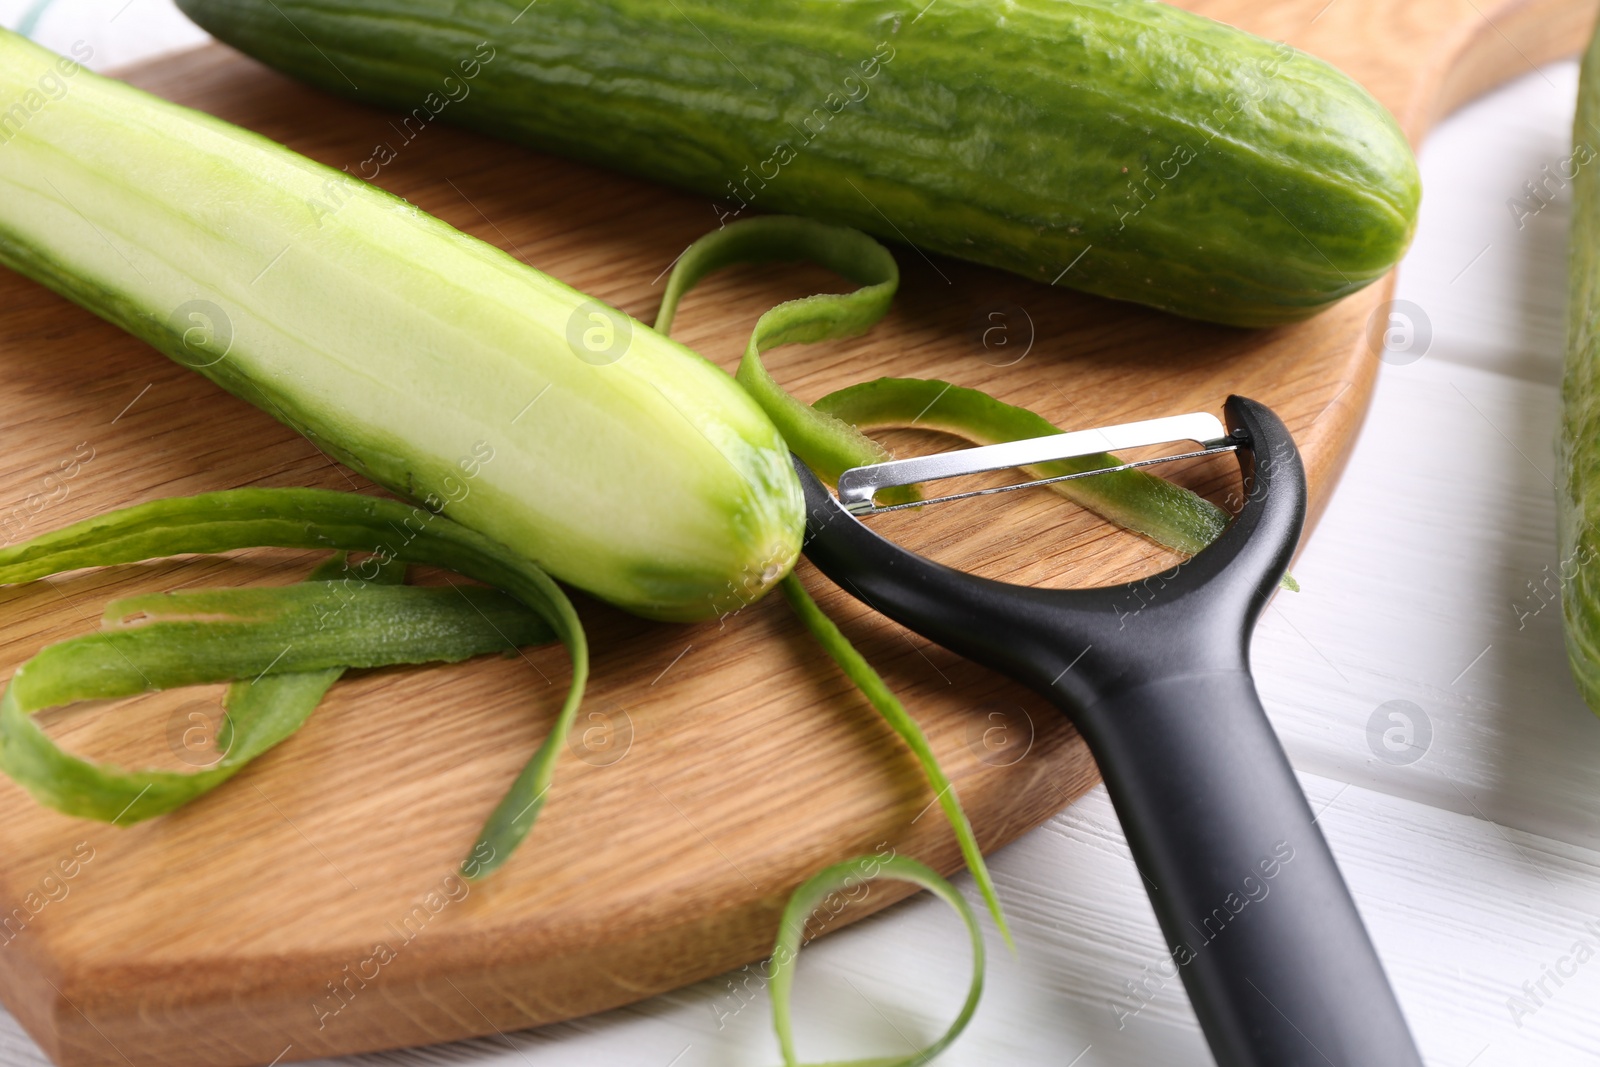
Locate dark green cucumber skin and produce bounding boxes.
[178,0,1419,327]
[1561,23,1600,712]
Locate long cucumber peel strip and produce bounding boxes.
[51,551,390,822]
[657,216,901,489]
[1,553,361,824]
[657,218,1007,940]
[780,575,1010,950]
[2,555,555,824]
[0,488,586,878]
[768,853,984,1067]
[96,572,555,676]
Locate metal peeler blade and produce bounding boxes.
[836,410,1241,515]
[793,396,1423,1067]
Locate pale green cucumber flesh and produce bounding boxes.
[0,30,801,622]
[177,0,1421,327]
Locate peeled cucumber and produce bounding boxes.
[0,29,801,622]
[176,0,1421,326]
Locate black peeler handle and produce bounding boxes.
[794,396,1422,1067]
[1077,671,1416,1066]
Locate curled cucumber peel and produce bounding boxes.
[0,488,585,879]
[657,217,1010,945]
[657,215,902,490]
[778,575,1010,948]
[1,553,554,823]
[767,853,986,1067]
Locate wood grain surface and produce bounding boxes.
[0,2,1590,1064]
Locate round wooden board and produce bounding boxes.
[0,2,1591,1064]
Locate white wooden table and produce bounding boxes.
[3,5,1598,1065]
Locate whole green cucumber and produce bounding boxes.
[177,0,1420,327]
[0,29,800,622]
[1563,22,1600,710]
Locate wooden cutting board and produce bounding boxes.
[0,2,1589,1064]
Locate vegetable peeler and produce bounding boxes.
[792,396,1423,1067]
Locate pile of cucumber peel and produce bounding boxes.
[0,1,1422,1058]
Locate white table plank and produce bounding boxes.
[1255,60,1600,855]
[0,0,208,71]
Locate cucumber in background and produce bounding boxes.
[1562,17,1600,711]
[177,0,1421,327]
